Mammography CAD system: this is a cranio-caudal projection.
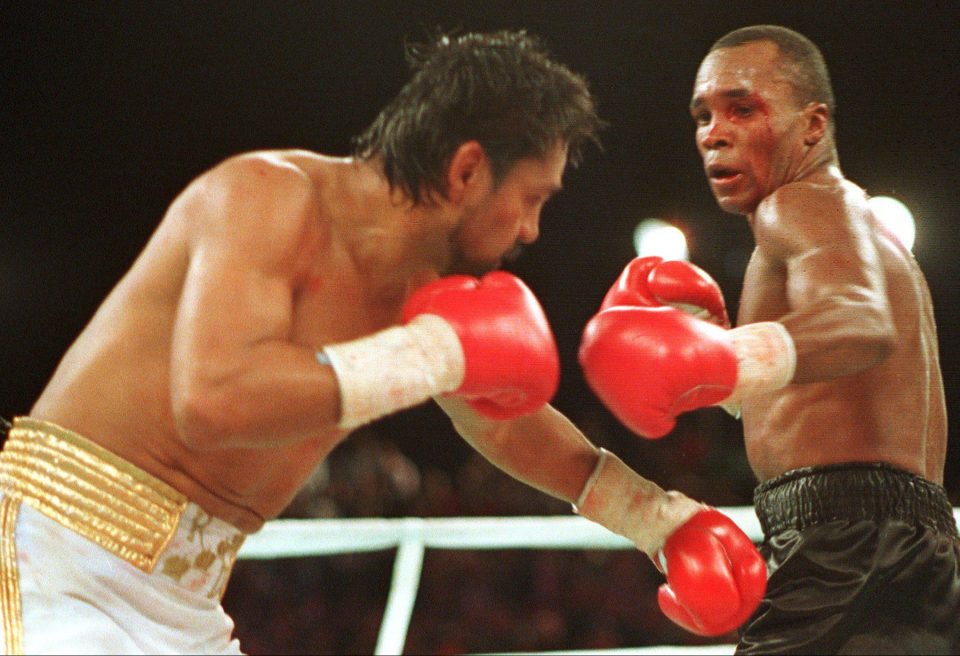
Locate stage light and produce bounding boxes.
[868,195,915,250]
[633,219,688,261]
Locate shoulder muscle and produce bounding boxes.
[180,151,329,280]
[753,182,856,261]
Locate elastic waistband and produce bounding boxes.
[0,417,246,599]
[754,462,958,538]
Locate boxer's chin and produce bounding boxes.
[502,243,525,265]
[449,258,500,277]
[446,248,501,276]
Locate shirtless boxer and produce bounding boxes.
[0,30,763,653]
[580,25,960,653]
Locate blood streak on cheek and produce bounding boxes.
[751,97,779,191]
[733,94,777,155]
[306,276,324,293]
[755,97,775,144]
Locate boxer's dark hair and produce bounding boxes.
[710,25,836,129]
[352,29,604,205]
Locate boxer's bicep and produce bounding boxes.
[169,155,326,432]
[786,242,885,312]
[753,184,894,381]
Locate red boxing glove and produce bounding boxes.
[579,306,737,438]
[600,256,729,327]
[657,509,766,637]
[402,271,559,420]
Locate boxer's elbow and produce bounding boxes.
[840,307,897,374]
[831,312,897,378]
[172,374,245,450]
[789,303,897,383]
[845,331,896,375]
[872,326,897,363]
[860,304,897,366]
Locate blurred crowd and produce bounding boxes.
[222,404,758,654]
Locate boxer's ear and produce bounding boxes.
[445,141,491,204]
[803,102,829,146]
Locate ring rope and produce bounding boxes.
[237,506,960,655]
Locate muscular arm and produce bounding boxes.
[436,392,768,639]
[170,153,343,449]
[751,183,896,383]
[434,396,599,503]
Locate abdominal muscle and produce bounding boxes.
[29,240,344,534]
[31,324,340,533]
[741,328,944,485]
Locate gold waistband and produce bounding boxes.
[0,418,188,573]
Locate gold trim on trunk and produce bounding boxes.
[0,418,187,573]
[0,496,22,656]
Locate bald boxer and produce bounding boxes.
[0,30,761,654]
[580,25,960,654]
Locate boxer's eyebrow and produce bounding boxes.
[690,88,752,112]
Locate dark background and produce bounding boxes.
[2,2,958,653]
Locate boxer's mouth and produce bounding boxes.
[707,165,742,182]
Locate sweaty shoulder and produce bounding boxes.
[177,150,332,274]
[199,150,323,226]
[752,180,857,260]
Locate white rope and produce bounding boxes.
[238,507,763,558]
[237,507,960,655]
[481,646,735,655]
[375,532,426,655]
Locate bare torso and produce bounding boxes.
[738,179,947,483]
[30,151,410,532]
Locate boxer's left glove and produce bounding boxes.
[573,450,765,637]
[579,305,795,438]
[588,256,746,423]
[599,255,730,327]
[320,271,559,428]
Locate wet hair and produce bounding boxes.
[352,30,604,205]
[710,25,836,118]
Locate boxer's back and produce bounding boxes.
[740,184,946,483]
[29,151,371,532]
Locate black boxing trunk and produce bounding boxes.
[736,462,960,655]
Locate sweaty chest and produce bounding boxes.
[290,272,402,348]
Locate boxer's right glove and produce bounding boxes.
[321,271,559,428]
[574,450,766,637]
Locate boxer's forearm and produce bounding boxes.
[435,396,598,504]
[172,339,346,450]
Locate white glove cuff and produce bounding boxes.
[665,301,724,327]
[573,448,703,559]
[320,315,465,429]
[727,321,796,402]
